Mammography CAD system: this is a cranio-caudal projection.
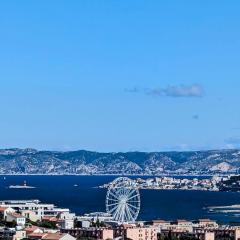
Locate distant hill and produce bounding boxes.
[0,148,240,175]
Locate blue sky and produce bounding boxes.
[0,1,240,152]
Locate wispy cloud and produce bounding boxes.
[145,84,204,98]
[125,84,204,98]
[124,87,140,93]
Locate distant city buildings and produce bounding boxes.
[100,176,229,191]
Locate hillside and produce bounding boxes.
[0,148,240,175]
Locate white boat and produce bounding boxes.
[8,181,35,189]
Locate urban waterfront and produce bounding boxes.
[1,175,240,224]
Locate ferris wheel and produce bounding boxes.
[106,177,140,223]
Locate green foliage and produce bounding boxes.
[39,221,57,229]
[26,219,57,229]
[26,218,39,226]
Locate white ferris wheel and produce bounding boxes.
[106,177,141,223]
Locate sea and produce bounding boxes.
[1,175,240,224]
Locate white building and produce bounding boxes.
[0,206,15,219]
[6,212,26,226]
[13,230,27,240]
[0,200,71,220]
[21,210,40,222]
[77,212,112,223]
[58,219,74,229]
[58,212,76,220]
[81,220,91,228]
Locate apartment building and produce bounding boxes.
[61,227,114,240]
[0,200,71,220]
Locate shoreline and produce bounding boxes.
[0,173,228,177]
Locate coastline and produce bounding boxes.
[0,173,226,177]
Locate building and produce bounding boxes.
[13,230,27,240]
[159,229,215,240]
[78,220,91,228]
[58,212,75,220]
[124,226,157,240]
[151,220,171,227]
[25,225,44,235]
[58,219,74,229]
[149,220,171,233]
[6,212,26,226]
[42,216,58,222]
[27,232,76,240]
[150,219,193,233]
[21,210,40,222]
[149,219,218,234]
[28,232,47,239]
[204,227,240,240]
[42,233,76,240]
[193,219,218,228]
[77,212,112,223]
[170,219,193,232]
[0,206,15,219]
[113,224,157,240]
[157,224,240,240]
[0,200,72,220]
[61,227,114,240]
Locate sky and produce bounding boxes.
[0,1,240,152]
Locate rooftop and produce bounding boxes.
[0,207,8,212]
[42,233,68,240]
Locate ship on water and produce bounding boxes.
[8,181,35,189]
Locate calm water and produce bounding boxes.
[0,175,240,224]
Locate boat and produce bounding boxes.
[8,181,35,189]
[73,184,78,187]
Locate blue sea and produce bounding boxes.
[1,175,240,224]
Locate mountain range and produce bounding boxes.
[0,148,240,175]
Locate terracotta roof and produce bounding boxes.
[42,233,67,240]
[152,220,169,223]
[25,225,43,234]
[0,207,8,212]
[28,233,47,239]
[121,224,136,229]
[8,212,25,218]
[42,216,58,222]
